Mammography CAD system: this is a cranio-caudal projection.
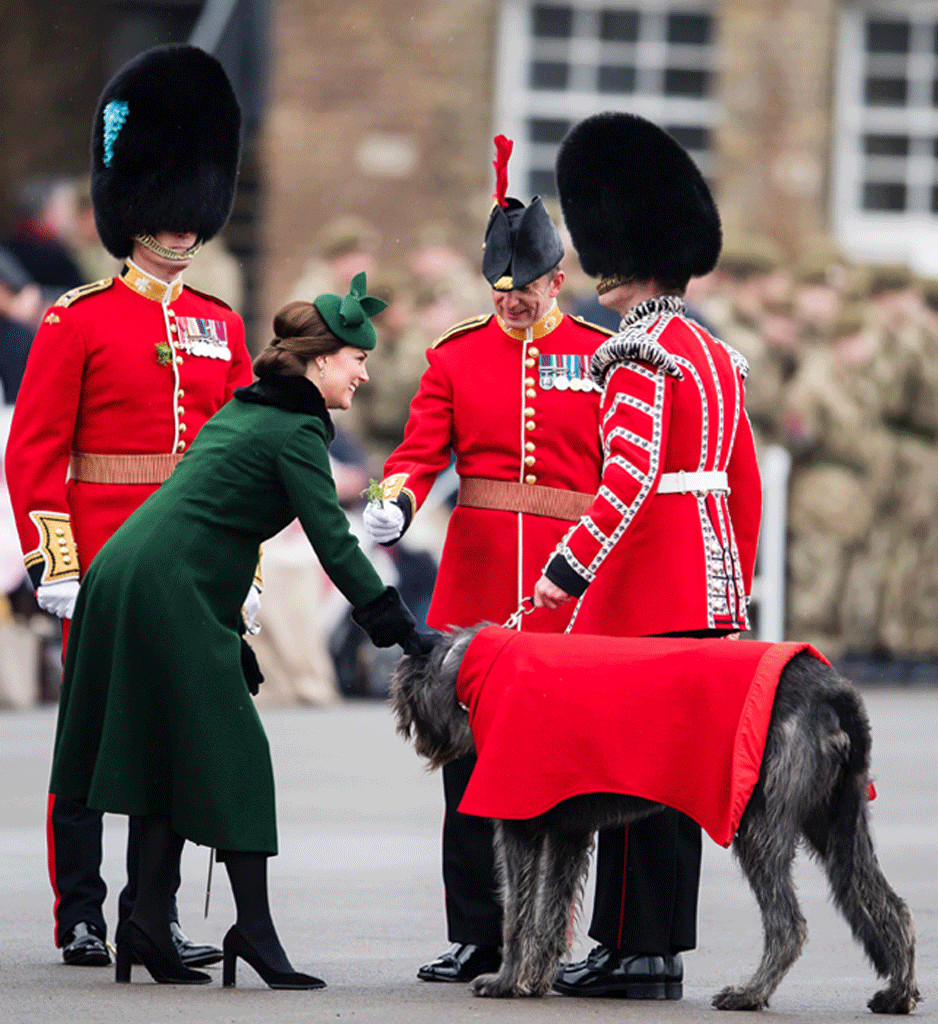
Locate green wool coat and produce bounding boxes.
[49,376,387,854]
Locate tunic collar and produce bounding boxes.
[118,259,185,304]
[496,302,564,341]
[234,375,336,442]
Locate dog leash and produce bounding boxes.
[503,596,535,630]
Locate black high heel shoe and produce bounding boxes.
[221,925,326,989]
[115,920,212,985]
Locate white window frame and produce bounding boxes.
[494,0,719,200]
[832,0,938,275]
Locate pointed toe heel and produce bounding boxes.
[115,921,212,985]
[221,925,325,990]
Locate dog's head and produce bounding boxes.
[390,624,485,769]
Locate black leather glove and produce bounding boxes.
[401,628,443,657]
[240,637,264,696]
[351,586,417,648]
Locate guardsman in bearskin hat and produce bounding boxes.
[532,112,763,999]
[363,137,613,983]
[5,44,252,969]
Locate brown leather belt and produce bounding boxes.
[68,452,183,485]
[458,477,594,522]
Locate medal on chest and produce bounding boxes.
[538,354,597,392]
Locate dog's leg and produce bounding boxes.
[472,820,544,997]
[522,827,594,996]
[804,775,918,1014]
[713,812,807,1010]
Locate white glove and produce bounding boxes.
[242,582,262,634]
[363,500,406,545]
[36,578,81,619]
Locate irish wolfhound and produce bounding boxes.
[391,625,918,1013]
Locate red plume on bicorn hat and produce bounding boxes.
[555,112,721,289]
[482,135,564,291]
[90,44,242,259]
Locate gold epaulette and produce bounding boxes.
[432,314,493,348]
[569,315,615,336]
[25,511,80,585]
[53,278,114,308]
[184,285,232,311]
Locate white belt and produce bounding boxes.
[657,470,729,494]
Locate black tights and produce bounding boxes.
[218,849,294,972]
[128,815,185,963]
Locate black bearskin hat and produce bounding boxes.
[555,112,721,287]
[91,45,242,259]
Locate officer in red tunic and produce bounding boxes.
[534,113,762,999]
[5,45,251,968]
[364,137,611,982]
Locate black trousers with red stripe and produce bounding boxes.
[441,751,502,948]
[47,795,179,945]
[588,809,701,954]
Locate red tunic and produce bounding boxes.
[455,626,827,845]
[545,297,762,636]
[5,265,253,584]
[380,307,610,632]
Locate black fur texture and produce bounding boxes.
[391,629,919,1013]
[555,112,722,285]
[91,44,242,258]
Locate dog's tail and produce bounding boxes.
[822,679,917,1007]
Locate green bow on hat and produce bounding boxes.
[313,271,388,350]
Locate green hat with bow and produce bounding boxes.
[313,271,387,350]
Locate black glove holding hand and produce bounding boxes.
[352,586,440,655]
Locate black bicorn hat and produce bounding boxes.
[90,44,242,259]
[555,112,722,287]
[482,135,564,291]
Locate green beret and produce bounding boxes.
[313,271,388,350]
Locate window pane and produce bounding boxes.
[866,19,910,54]
[864,76,908,105]
[530,61,569,89]
[598,64,636,93]
[600,9,639,42]
[664,67,710,97]
[667,12,712,46]
[863,134,910,157]
[667,124,710,153]
[863,181,907,211]
[532,4,573,39]
[529,117,571,145]
[529,168,558,197]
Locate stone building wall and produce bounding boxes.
[261,0,501,327]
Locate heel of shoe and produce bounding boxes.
[221,925,325,990]
[114,929,131,983]
[222,932,237,988]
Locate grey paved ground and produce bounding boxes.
[0,686,935,1022]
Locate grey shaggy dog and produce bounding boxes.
[391,625,919,1013]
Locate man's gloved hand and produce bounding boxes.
[36,578,81,619]
[242,582,262,634]
[363,499,406,545]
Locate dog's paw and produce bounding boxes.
[712,985,768,1011]
[471,972,519,998]
[868,985,919,1014]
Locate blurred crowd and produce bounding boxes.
[2,181,937,710]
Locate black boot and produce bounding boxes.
[116,816,210,985]
[218,849,325,989]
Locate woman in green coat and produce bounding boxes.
[49,273,432,989]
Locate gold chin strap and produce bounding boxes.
[597,275,634,295]
[134,233,204,261]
